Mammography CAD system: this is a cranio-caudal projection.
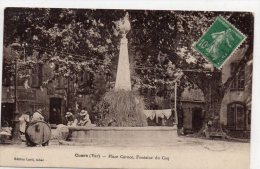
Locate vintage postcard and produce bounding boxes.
[0,1,259,169]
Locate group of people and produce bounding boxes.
[18,107,92,135]
[65,107,92,127]
[19,109,45,135]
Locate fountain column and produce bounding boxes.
[115,13,131,91]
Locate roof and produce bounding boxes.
[181,88,205,102]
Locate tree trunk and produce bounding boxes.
[202,75,224,120]
[199,71,226,137]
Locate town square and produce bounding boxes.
[0,7,254,169]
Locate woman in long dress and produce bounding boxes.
[78,108,92,126]
[19,112,30,135]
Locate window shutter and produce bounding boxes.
[230,63,237,89]
[238,70,245,89]
[236,105,245,130]
[227,104,235,129]
[31,67,39,88]
[30,63,44,88]
[230,62,245,90]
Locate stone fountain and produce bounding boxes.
[63,13,177,146]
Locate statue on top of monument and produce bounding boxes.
[114,12,131,35]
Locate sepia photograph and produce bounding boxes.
[0,4,257,169]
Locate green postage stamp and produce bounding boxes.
[195,16,246,68]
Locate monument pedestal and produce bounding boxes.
[115,34,131,91]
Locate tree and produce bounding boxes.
[126,10,253,133]
[3,8,126,108]
[3,8,253,130]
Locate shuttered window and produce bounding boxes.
[227,103,245,130]
[31,64,43,88]
[230,62,245,90]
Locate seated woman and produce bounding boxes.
[65,109,75,126]
[78,108,92,127]
[31,109,44,122]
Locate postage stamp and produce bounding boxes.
[195,16,246,68]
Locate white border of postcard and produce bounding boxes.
[0,0,259,169]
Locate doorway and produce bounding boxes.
[192,107,203,132]
[49,98,62,124]
[1,103,14,127]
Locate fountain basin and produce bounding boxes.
[67,126,177,146]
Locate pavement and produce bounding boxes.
[0,135,250,169]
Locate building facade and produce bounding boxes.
[1,61,61,126]
[220,47,252,138]
[1,58,104,127]
[179,47,252,137]
[180,87,205,133]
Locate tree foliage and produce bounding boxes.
[3,8,253,124]
[4,8,123,84]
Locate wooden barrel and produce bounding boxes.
[25,121,51,146]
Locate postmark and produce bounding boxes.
[194,16,246,68]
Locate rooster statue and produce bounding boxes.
[114,12,131,35]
